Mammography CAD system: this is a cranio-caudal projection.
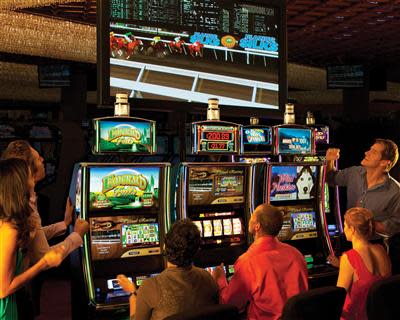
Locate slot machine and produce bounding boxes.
[177,162,253,275]
[69,94,171,318]
[265,124,337,286]
[176,98,253,276]
[295,112,343,246]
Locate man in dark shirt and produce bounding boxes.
[326,138,400,273]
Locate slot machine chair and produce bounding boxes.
[164,304,240,320]
[281,286,346,320]
[366,274,400,320]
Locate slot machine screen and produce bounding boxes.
[268,165,317,202]
[275,127,313,154]
[277,206,317,241]
[90,215,161,260]
[94,118,155,154]
[75,168,82,215]
[188,166,245,206]
[88,166,160,212]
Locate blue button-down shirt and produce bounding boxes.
[327,166,400,236]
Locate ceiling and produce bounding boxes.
[22,0,400,71]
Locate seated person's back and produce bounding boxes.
[118,219,218,320]
[213,204,308,320]
[138,265,218,320]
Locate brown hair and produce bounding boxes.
[375,138,399,172]
[344,207,374,239]
[1,140,37,176]
[0,158,34,249]
[254,204,283,236]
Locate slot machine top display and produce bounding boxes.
[93,116,156,155]
[273,124,316,155]
[190,120,242,155]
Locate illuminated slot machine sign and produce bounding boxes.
[93,117,156,154]
[88,166,161,260]
[314,125,329,145]
[192,123,241,154]
[274,125,314,155]
[242,126,272,153]
[277,206,318,241]
[187,166,246,246]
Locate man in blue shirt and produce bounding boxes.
[326,138,400,272]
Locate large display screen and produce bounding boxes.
[277,206,318,241]
[188,166,245,206]
[89,166,159,211]
[90,215,160,260]
[94,119,155,154]
[275,127,313,154]
[269,165,318,202]
[103,0,283,110]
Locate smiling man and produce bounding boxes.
[326,139,400,275]
[326,139,400,236]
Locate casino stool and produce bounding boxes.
[281,286,346,320]
[163,304,240,320]
[366,274,400,320]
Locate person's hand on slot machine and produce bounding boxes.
[327,254,340,268]
[64,197,73,227]
[117,274,137,294]
[211,263,226,281]
[74,218,89,238]
[325,148,340,161]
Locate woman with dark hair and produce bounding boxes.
[118,219,218,320]
[337,207,391,320]
[0,159,63,320]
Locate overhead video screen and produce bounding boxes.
[89,166,159,211]
[188,166,245,206]
[104,0,283,110]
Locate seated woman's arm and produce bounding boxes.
[336,253,354,291]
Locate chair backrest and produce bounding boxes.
[281,286,346,320]
[163,304,240,320]
[367,274,400,320]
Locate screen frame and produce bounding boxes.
[97,0,287,117]
[266,162,320,203]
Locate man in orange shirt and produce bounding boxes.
[212,204,308,320]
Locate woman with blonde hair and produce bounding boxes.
[337,207,391,320]
[0,158,63,320]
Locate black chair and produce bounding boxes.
[163,304,240,320]
[281,286,346,320]
[367,274,400,320]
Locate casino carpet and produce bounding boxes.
[35,277,71,319]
